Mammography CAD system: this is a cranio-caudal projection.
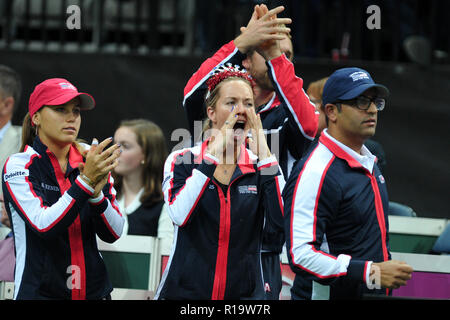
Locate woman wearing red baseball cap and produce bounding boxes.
[1,78,125,299]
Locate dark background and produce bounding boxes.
[1,50,449,219]
[0,0,449,219]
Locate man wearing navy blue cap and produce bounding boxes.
[283,67,413,299]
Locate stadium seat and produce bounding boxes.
[432,223,450,254]
[388,202,417,217]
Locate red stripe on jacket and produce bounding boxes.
[47,147,86,300]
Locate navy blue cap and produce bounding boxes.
[322,67,389,106]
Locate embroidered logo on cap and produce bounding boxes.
[349,71,370,82]
[59,82,76,90]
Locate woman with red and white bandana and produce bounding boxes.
[155,66,285,300]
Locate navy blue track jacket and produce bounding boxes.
[155,140,285,300]
[1,137,124,300]
[182,40,318,253]
[283,130,391,299]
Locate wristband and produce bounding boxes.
[80,173,95,188]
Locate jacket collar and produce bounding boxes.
[32,136,84,176]
[319,129,376,173]
[256,93,280,114]
[196,139,256,176]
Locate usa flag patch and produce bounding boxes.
[238,185,257,194]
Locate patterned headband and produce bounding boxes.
[206,64,254,95]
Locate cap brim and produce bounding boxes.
[77,92,95,110]
[44,92,95,110]
[339,83,390,100]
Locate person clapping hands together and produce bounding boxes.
[2,78,124,300]
[78,137,122,197]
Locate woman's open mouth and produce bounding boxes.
[233,120,246,138]
[233,121,246,130]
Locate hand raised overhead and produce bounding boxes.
[234,5,291,55]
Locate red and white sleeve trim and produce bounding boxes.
[257,155,278,169]
[75,175,94,196]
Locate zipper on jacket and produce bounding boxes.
[211,172,252,300]
[211,182,229,300]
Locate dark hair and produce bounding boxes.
[20,111,86,154]
[113,119,168,206]
[322,102,343,126]
[0,65,22,107]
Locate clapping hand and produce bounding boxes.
[79,137,121,197]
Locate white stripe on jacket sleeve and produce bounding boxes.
[89,173,125,239]
[289,144,351,279]
[267,55,318,141]
[3,155,79,234]
[163,148,214,227]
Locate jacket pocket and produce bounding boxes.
[239,253,258,297]
[177,250,214,299]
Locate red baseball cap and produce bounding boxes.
[28,78,95,118]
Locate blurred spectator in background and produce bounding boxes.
[0,65,22,239]
[306,77,328,137]
[0,192,15,282]
[113,119,173,243]
[0,65,22,190]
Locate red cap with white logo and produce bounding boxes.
[28,78,95,118]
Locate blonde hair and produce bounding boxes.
[202,76,253,134]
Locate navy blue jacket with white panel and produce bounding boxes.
[1,137,124,300]
[283,130,391,299]
[182,40,318,254]
[155,140,285,300]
